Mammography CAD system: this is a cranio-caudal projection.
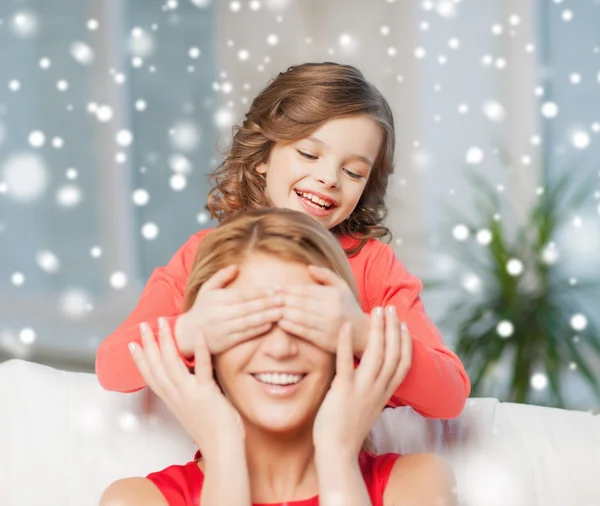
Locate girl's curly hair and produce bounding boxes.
[206,62,395,256]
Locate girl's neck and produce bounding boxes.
[243,424,319,504]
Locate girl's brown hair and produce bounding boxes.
[184,207,374,452]
[206,62,395,257]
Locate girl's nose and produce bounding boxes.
[314,164,339,188]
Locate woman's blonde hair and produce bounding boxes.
[184,208,374,452]
[184,208,358,311]
[206,62,395,257]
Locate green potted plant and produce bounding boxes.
[427,167,600,407]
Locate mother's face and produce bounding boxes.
[213,252,336,435]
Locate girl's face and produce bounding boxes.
[256,115,383,230]
[213,252,335,435]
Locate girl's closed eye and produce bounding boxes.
[343,168,363,180]
[297,150,364,180]
[297,149,318,161]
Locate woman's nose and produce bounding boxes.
[260,327,299,359]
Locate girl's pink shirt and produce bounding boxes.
[95,229,470,419]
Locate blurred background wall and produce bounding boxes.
[0,0,599,410]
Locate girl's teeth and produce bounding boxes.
[254,373,303,385]
[299,192,331,208]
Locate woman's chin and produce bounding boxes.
[243,405,316,436]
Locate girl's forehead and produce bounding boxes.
[303,116,382,155]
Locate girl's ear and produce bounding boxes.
[256,162,267,174]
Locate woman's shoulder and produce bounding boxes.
[358,451,402,504]
[145,459,204,506]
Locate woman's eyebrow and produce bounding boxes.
[306,136,374,167]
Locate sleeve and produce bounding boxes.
[95,233,204,393]
[365,243,471,419]
[146,462,203,506]
[358,451,401,506]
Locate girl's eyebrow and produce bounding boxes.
[306,136,374,167]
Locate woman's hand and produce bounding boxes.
[278,265,370,357]
[313,306,412,457]
[130,317,245,458]
[176,264,285,356]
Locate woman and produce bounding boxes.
[100,208,457,506]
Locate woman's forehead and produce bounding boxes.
[227,254,314,289]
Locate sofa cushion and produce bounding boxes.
[1,359,599,506]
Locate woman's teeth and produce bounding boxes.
[296,191,332,209]
[253,373,304,385]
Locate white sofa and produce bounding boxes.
[1,359,599,506]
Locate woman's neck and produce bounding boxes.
[243,424,319,503]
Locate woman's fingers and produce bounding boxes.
[387,322,412,395]
[377,307,402,389]
[356,307,385,383]
[131,323,176,399]
[193,329,214,384]
[157,317,191,384]
[129,334,156,389]
[335,322,354,384]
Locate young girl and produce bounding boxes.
[100,209,457,506]
[95,62,470,418]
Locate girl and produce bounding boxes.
[100,209,457,506]
[95,62,470,418]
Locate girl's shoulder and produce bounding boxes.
[339,235,392,259]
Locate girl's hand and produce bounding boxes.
[313,306,412,457]
[130,317,245,458]
[278,265,370,356]
[177,264,285,356]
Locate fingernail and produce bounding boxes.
[158,317,167,330]
[139,322,149,333]
[128,342,137,354]
[401,322,408,332]
[386,306,396,315]
[374,306,383,317]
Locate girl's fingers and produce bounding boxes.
[377,306,402,388]
[279,305,326,332]
[220,292,285,322]
[199,265,238,292]
[157,317,191,384]
[279,292,321,315]
[193,330,214,384]
[335,322,354,383]
[277,318,329,351]
[357,307,385,382]
[227,322,274,344]
[307,265,346,288]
